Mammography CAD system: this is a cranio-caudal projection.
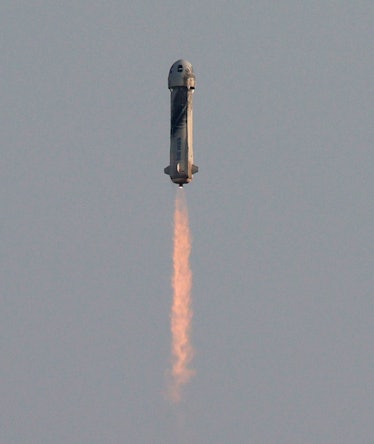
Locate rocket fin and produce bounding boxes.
[164,166,170,175]
[192,164,198,174]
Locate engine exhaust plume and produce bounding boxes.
[168,190,195,403]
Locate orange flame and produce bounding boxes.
[168,190,195,403]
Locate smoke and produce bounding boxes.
[168,189,195,403]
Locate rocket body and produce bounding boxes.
[164,60,198,186]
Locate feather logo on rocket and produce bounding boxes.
[164,59,198,187]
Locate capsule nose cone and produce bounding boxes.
[168,59,195,89]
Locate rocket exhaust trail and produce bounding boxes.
[168,189,194,403]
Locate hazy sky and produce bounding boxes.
[1,2,373,443]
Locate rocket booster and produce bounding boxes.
[164,59,198,186]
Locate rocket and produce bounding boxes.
[164,59,198,187]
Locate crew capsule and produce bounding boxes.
[168,59,196,90]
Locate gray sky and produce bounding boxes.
[1,1,373,443]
